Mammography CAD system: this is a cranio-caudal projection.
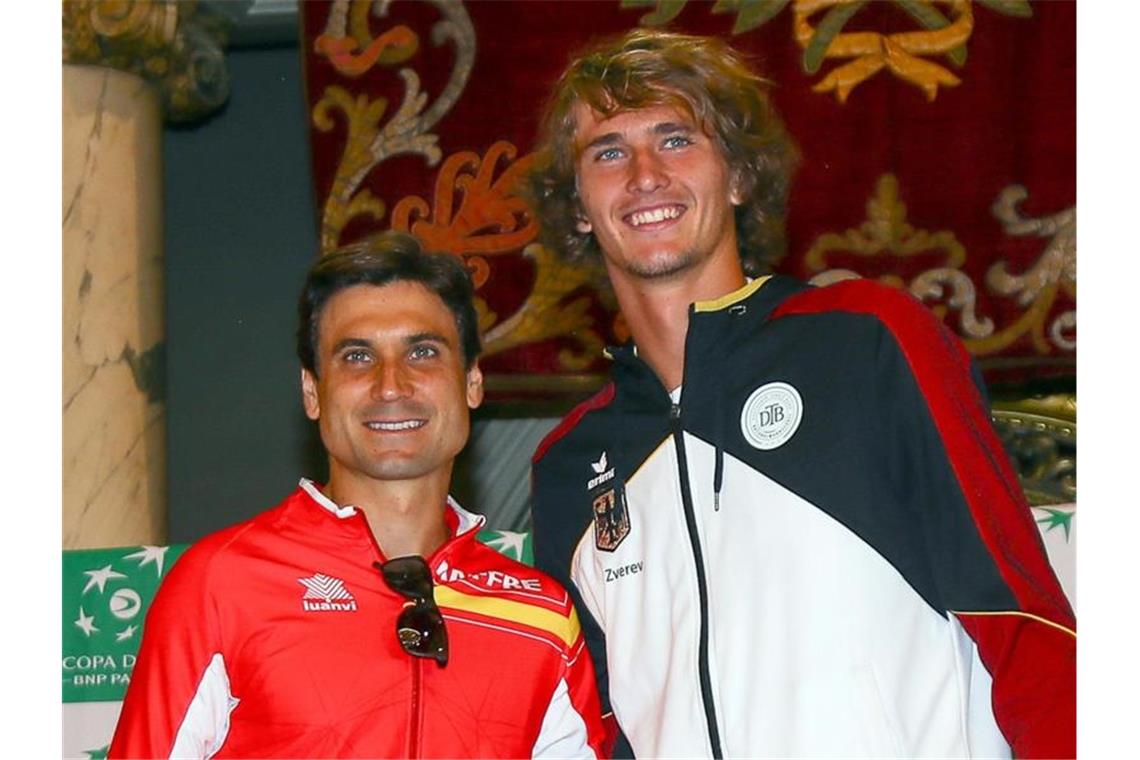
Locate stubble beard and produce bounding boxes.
[616,245,703,281]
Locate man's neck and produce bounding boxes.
[609,257,746,391]
[324,469,453,559]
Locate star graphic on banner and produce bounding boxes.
[123,545,170,577]
[83,564,127,595]
[74,607,98,637]
[482,530,528,560]
[1035,508,1074,542]
[84,744,109,760]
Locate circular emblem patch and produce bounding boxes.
[740,382,803,450]
[109,588,142,620]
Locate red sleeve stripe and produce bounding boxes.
[532,382,616,464]
[772,281,1074,628]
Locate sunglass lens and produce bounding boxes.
[381,556,434,598]
[397,605,448,666]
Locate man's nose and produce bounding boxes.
[372,360,412,401]
[627,149,669,194]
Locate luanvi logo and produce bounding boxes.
[587,451,615,490]
[298,573,358,612]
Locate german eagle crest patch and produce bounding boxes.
[593,488,630,552]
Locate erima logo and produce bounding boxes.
[740,382,803,450]
[298,573,358,612]
[587,451,615,490]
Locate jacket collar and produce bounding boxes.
[605,274,810,374]
[298,478,486,538]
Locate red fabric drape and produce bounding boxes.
[302,0,1074,400]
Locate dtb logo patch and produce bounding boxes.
[593,488,630,552]
[740,382,803,450]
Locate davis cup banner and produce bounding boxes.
[62,545,188,759]
[61,532,533,758]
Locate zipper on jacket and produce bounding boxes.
[671,402,724,759]
[408,656,423,757]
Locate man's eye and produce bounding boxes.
[662,135,694,150]
[409,345,439,360]
[594,147,623,162]
[343,349,371,363]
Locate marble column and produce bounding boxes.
[62,1,229,548]
[63,65,166,548]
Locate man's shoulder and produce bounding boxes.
[531,381,617,466]
[166,490,299,579]
[772,277,940,330]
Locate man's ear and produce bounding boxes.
[465,363,484,410]
[729,172,745,206]
[572,183,593,233]
[301,368,321,421]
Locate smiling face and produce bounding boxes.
[572,103,743,284]
[300,282,483,494]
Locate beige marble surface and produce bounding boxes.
[63,64,166,549]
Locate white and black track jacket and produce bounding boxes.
[531,276,1075,759]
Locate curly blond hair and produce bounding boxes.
[527,29,798,276]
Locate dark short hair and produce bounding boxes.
[527,28,798,276]
[297,232,482,374]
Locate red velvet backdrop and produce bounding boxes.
[301,0,1075,401]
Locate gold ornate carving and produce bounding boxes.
[807,175,1076,357]
[626,0,1032,103]
[313,0,475,253]
[481,245,607,371]
[62,0,229,122]
[313,2,608,372]
[314,0,419,77]
[991,394,1076,506]
[805,174,966,269]
[391,142,538,289]
[793,0,975,103]
[975,186,1076,353]
[805,174,992,338]
[384,140,606,370]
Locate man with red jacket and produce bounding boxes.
[111,233,607,758]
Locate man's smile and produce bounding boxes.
[364,419,428,432]
[625,204,686,228]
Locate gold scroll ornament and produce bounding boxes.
[311,0,475,253]
[62,0,230,121]
[312,1,606,372]
[626,0,1033,103]
[806,174,1075,357]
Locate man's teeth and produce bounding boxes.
[629,206,681,227]
[367,420,425,431]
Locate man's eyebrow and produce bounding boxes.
[331,337,372,354]
[404,332,451,348]
[652,121,694,135]
[581,131,623,152]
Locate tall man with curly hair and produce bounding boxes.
[528,29,1075,759]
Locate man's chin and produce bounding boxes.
[622,250,698,280]
[364,460,434,481]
